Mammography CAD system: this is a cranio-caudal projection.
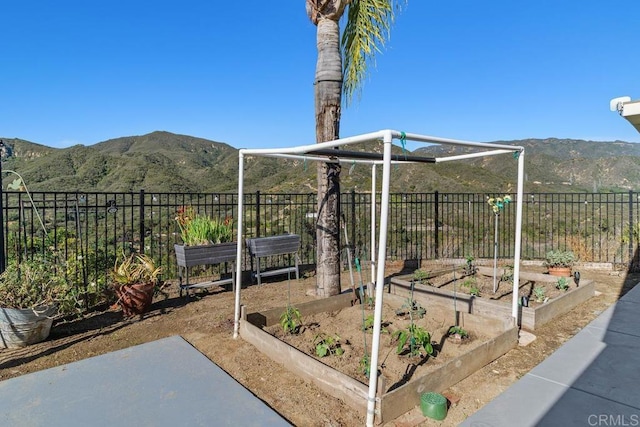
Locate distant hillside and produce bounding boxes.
[0,132,639,194]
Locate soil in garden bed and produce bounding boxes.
[265,298,491,392]
[418,269,577,307]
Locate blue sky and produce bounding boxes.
[3,1,640,151]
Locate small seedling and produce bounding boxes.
[462,278,480,297]
[533,285,546,303]
[413,269,431,285]
[314,333,344,357]
[448,325,469,339]
[364,295,375,309]
[464,255,477,275]
[359,354,371,378]
[500,265,514,283]
[395,298,426,319]
[362,314,389,333]
[279,305,301,334]
[392,324,434,357]
[363,313,375,331]
[556,277,569,291]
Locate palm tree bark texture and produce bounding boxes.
[306,0,401,297]
[308,1,346,297]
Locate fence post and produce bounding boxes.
[350,190,356,256]
[139,189,145,254]
[629,190,634,269]
[256,190,261,237]
[0,142,5,273]
[434,191,440,259]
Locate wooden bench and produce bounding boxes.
[246,234,301,285]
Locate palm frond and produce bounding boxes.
[342,0,405,104]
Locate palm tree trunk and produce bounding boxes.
[314,18,342,297]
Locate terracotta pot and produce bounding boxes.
[548,266,572,277]
[114,282,155,317]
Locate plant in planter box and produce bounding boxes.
[174,206,237,295]
[544,249,576,277]
[110,252,162,317]
[279,305,301,334]
[392,324,435,357]
[314,333,344,357]
[448,325,469,341]
[175,206,233,246]
[0,253,79,348]
[556,277,570,291]
[533,285,547,303]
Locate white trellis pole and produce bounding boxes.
[493,212,499,293]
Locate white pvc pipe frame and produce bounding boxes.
[232,130,525,427]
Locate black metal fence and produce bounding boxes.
[3,190,639,295]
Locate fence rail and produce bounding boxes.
[2,190,639,297]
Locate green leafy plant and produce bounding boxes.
[314,333,344,357]
[412,269,430,285]
[0,253,79,315]
[392,324,434,357]
[556,277,569,291]
[395,297,426,319]
[464,255,476,275]
[175,206,234,246]
[361,313,388,333]
[500,265,514,284]
[448,325,469,339]
[279,305,301,334]
[359,354,371,378]
[544,249,576,268]
[533,285,546,303]
[362,313,375,331]
[462,277,480,297]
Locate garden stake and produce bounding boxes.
[341,214,358,304]
[487,195,511,293]
[359,281,369,376]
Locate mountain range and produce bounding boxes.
[1,131,639,194]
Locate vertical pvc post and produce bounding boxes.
[366,132,393,427]
[511,149,525,322]
[370,164,377,296]
[233,152,246,339]
[493,213,499,293]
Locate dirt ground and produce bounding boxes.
[267,294,493,393]
[0,261,637,427]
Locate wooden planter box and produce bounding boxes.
[240,293,517,424]
[174,242,237,294]
[389,267,595,331]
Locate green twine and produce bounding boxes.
[400,131,408,159]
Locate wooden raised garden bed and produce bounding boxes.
[389,265,595,331]
[240,291,517,424]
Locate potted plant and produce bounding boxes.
[173,206,237,294]
[175,206,234,246]
[0,253,78,348]
[110,252,162,317]
[544,249,576,277]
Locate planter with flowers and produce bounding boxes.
[174,206,237,295]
